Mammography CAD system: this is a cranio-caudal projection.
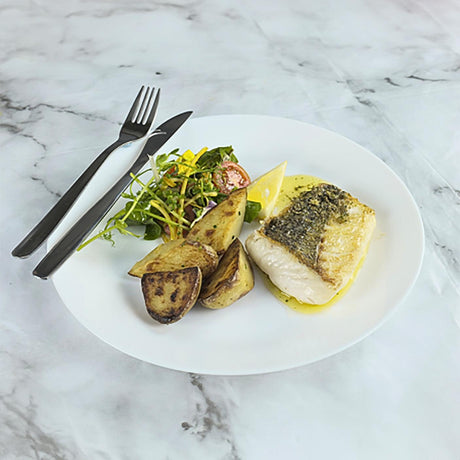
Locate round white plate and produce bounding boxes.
[49,115,424,375]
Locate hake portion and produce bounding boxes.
[246,183,376,304]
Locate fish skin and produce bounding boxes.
[246,183,376,304]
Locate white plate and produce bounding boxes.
[49,115,424,375]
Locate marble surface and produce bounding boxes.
[1,0,459,458]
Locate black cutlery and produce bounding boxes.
[33,111,193,279]
[12,86,159,258]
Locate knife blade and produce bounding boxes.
[33,111,192,280]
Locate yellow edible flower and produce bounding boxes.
[177,149,196,175]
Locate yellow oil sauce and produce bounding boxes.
[265,174,366,314]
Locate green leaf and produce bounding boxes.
[196,146,237,169]
[144,222,162,240]
[244,200,262,223]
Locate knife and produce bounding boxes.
[33,111,192,280]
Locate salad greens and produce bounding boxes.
[78,146,259,250]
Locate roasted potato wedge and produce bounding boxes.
[129,238,218,279]
[186,188,247,256]
[141,267,202,324]
[199,238,254,309]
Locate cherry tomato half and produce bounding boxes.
[213,161,251,194]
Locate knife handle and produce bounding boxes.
[33,168,136,279]
[12,139,126,258]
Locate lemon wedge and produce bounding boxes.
[247,161,287,219]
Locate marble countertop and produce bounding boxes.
[1,0,459,458]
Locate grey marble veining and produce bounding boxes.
[1,0,460,459]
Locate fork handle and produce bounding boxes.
[12,138,126,258]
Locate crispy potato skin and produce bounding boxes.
[129,238,218,279]
[199,239,254,309]
[141,267,202,324]
[186,188,247,256]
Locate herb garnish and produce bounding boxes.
[78,146,258,250]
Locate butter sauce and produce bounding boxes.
[265,174,366,314]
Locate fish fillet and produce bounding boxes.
[246,183,376,304]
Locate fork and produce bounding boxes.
[12,86,160,258]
